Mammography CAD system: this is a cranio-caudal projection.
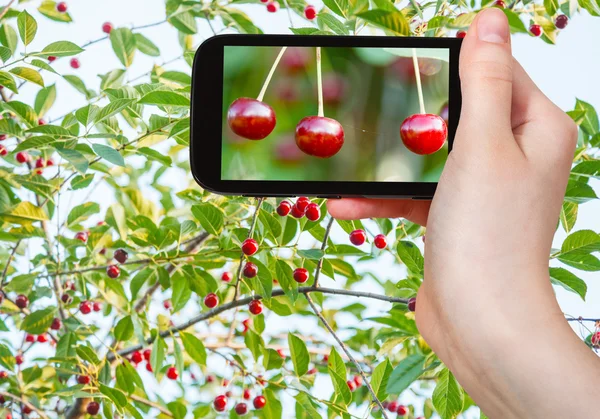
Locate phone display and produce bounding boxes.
[190,35,461,198]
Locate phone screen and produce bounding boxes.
[221,46,450,183]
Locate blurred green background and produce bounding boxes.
[222,46,450,182]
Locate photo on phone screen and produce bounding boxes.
[222,46,450,183]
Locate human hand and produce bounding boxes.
[329,8,600,418]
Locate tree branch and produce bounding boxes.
[313,217,334,288]
[0,0,15,21]
[0,239,20,290]
[130,394,173,417]
[0,390,51,419]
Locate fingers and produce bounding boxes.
[457,9,515,152]
[327,198,431,226]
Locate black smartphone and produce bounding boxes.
[190,34,462,199]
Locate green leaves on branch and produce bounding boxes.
[110,28,136,67]
[288,333,310,376]
[17,11,38,46]
[357,9,410,35]
[21,307,56,335]
[432,368,464,419]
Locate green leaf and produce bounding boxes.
[64,74,94,99]
[106,203,127,240]
[70,174,94,190]
[20,307,56,335]
[9,67,44,87]
[180,332,207,366]
[544,0,559,15]
[138,91,190,107]
[578,0,600,16]
[0,70,18,93]
[137,147,172,166]
[244,329,264,362]
[432,368,464,419]
[565,179,597,203]
[17,10,37,46]
[571,160,600,178]
[549,267,587,300]
[3,101,38,127]
[38,1,73,22]
[99,384,128,408]
[575,99,599,135]
[370,359,393,400]
[357,9,409,36]
[290,27,320,35]
[503,9,528,33]
[295,393,321,419]
[171,274,191,312]
[150,337,166,376]
[0,344,15,370]
[134,33,160,56]
[328,347,351,405]
[386,354,427,394]
[76,104,100,127]
[0,24,18,55]
[110,28,136,67]
[168,11,197,34]
[0,201,48,224]
[39,40,83,57]
[560,230,600,256]
[298,249,325,260]
[30,58,59,75]
[262,348,284,370]
[67,202,100,227]
[114,316,134,342]
[94,98,135,125]
[220,8,263,34]
[397,241,424,276]
[317,14,349,35]
[191,203,224,235]
[0,46,11,62]
[322,0,349,17]
[288,333,310,376]
[76,344,101,365]
[559,202,578,233]
[116,362,135,394]
[56,147,89,174]
[92,143,125,167]
[34,84,57,117]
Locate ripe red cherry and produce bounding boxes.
[456,30,467,38]
[304,5,317,19]
[206,375,215,383]
[47,56,56,62]
[35,158,45,169]
[74,232,87,243]
[492,0,505,7]
[38,118,46,125]
[397,405,409,415]
[241,238,259,256]
[107,265,120,279]
[408,297,417,312]
[114,249,128,263]
[293,267,309,283]
[295,116,344,158]
[400,114,447,155]
[555,14,568,29]
[145,362,153,372]
[0,134,5,141]
[235,403,248,415]
[266,1,279,12]
[93,302,102,312]
[249,300,263,315]
[25,334,35,343]
[242,318,251,333]
[591,331,600,346]
[143,349,151,361]
[80,301,92,314]
[87,401,100,415]
[102,22,113,34]
[276,200,292,216]
[0,371,8,379]
[388,401,398,412]
[51,318,61,330]
[243,389,251,400]
[163,300,172,310]
[295,196,311,212]
[56,2,67,12]
[374,234,387,249]
[131,351,143,363]
[167,366,178,380]
[347,380,356,391]
[213,395,227,412]
[23,406,32,414]
[305,203,320,221]
[37,334,48,343]
[243,262,258,278]
[77,375,91,385]
[221,272,233,282]
[349,230,366,246]
[227,98,276,140]
[307,367,317,375]
[204,293,219,308]
[291,204,305,219]
[0,145,7,156]
[16,151,30,163]
[15,294,28,309]
[70,58,80,69]
[353,375,362,387]
[253,395,267,409]
[15,355,23,365]
[529,24,542,37]
[61,293,71,303]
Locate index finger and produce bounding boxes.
[327,198,431,226]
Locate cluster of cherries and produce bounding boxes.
[381,400,421,417]
[213,393,267,415]
[276,196,321,221]
[348,228,389,250]
[0,119,59,167]
[259,0,317,20]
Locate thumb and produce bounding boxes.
[458,9,513,143]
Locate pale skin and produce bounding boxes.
[329,9,600,419]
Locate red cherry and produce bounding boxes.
[591,331,600,346]
[295,197,311,212]
[305,203,321,221]
[15,294,28,309]
[37,333,48,343]
[388,401,398,412]
[61,293,71,303]
[102,22,113,34]
[349,230,366,246]
[456,30,467,38]
[206,375,215,383]
[0,134,6,141]
[555,14,568,29]
[221,272,233,282]
[16,152,30,163]
[322,354,329,362]
[223,379,230,387]
[295,116,344,158]
[143,349,151,361]
[163,300,172,310]
[70,58,80,69]
[276,349,286,358]
[353,375,362,387]
[260,0,268,3]
[80,301,92,314]
[492,0,505,7]
[35,158,45,169]
[408,297,416,312]
[307,367,317,375]
[106,265,120,279]
[204,293,219,308]
[87,401,100,415]
[56,2,67,12]
[243,262,258,278]
[227,98,276,140]
[38,118,46,125]
[242,318,251,333]
[291,204,305,219]
[243,389,251,400]
[145,362,153,372]
[276,200,292,216]
[25,334,35,343]
[266,1,279,12]
[397,405,409,416]
[167,366,178,380]
[253,395,267,409]
[15,355,23,365]
[74,232,87,243]
[235,402,248,415]
[529,24,542,37]
[241,238,259,256]
[347,380,356,391]
[93,301,102,312]
[0,145,7,156]
[213,395,228,412]
[131,351,143,364]
[77,375,91,385]
[249,300,263,315]
[51,318,61,330]
[304,5,317,19]
[0,371,8,379]
[293,267,309,283]
[23,406,32,414]
[400,114,447,155]
[47,56,56,62]
[114,249,128,263]
[374,234,387,249]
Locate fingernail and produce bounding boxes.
[477,9,509,44]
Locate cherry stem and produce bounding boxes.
[412,48,426,114]
[316,47,324,118]
[257,46,288,102]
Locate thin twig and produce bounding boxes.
[204,12,217,36]
[0,0,15,21]
[313,217,334,288]
[0,391,51,419]
[130,394,173,416]
[0,239,20,290]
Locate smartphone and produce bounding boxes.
[190,35,462,199]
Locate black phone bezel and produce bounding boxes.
[190,34,462,199]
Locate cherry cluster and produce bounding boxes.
[381,400,422,418]
[276,196,321,221]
